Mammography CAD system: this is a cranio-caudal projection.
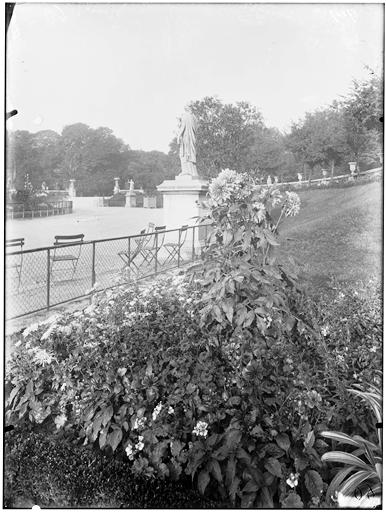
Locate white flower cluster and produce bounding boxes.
[133,417,146,430]
[208,169,245,205]
[31,347,54,366]
[152,402,163,421]
[135,435,144,451]
[283,191,301,217]
[192,420,209,438]
[125,443,134,460]
[286,472,299,488]
[125,435,145,461]
[252,201,266,222]
[54,413,67,429]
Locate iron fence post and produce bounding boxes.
[155,232,158,274]
[177,228,181,267]
[47,248,51,311]
[127,236,131,279]
[192,226,195,261]
[92,241,96,287]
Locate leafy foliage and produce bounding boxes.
[4,430,219,508]
[5,173,381,507]
[320,385,382,508]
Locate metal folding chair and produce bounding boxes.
[6,238,24,291]
[50,234,84,281]
[118,223,155,271]
[163,225,188,266]
[138,225,166,270]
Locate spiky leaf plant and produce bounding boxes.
[320,382,382,508]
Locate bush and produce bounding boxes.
[5,172,381,508]
[4,430,220,508]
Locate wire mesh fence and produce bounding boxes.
[5,224,211,320]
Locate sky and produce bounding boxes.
[6,2,384,153]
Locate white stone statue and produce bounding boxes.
[177,106,199,177]
[297,173,303,182]
[274,176,279,184]
[129,179,134,191]
[113,177,120,194]
[267,175,272,186]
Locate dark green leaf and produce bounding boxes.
[276,433,291,451]
[209,460,223,483]
[197,469,210,495]
[304,469,324,498]
[281,492,304,508]
[264,457,282,478]
[106,427,122,452]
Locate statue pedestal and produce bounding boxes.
[143,195,157,208]
[125,191,137,208]
[157,174,209,257]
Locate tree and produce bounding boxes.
[248,127,289,179]
[58,124,130,195]
[126,150,175,193]
[168,97,264,179]
[286,108,348,181]
[340,72,383,171]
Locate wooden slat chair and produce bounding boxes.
[50,234,84,281]
[6,238,25,291]
[163,225,189,266]
[138,225,166,269]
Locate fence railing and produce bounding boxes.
[5,224,210,320]
[274,166,382,189]
[6,200,73,220]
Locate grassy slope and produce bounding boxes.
[278,181,382,292]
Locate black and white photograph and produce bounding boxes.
[4,2,383,509]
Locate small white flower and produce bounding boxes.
[369,346,377,353]
[54,413,67,429]
[23,322,40,338]
[321,325,329,337]
[135,440,144,451]
[41,324,56,341]
[168,406,175,414]
[125,443,134,460]
[152,402,163,421]
[133,417,146,430]
[286,472,299,488]
[192,420,209,438]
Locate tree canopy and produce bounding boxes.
[6,71,383,195]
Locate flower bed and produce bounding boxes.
[5,171,381,508]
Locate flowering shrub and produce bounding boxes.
[5,170,381,508]
[191,169,301,338]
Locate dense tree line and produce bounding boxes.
[7,71,382,195]
[6,123,174,196]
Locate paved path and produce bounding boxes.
[6,202,166,249]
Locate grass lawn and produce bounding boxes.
[279,181,382,291]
